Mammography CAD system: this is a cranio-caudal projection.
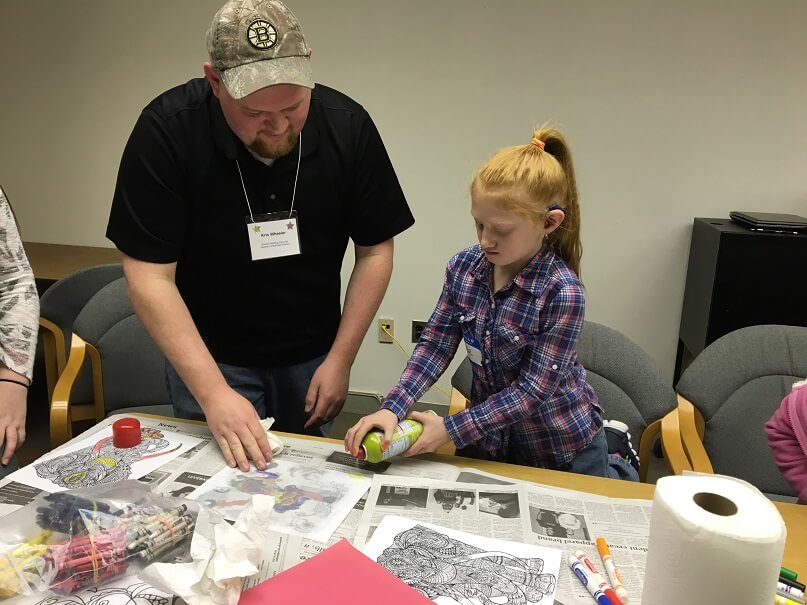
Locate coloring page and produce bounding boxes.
[9,428,202,493]
[22,575,175,605]
[188,457,371,543]
[363,515,562,605]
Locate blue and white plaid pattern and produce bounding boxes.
[383,244,601,469]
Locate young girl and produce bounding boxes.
[765,380,807,503]
[345,127,636,480]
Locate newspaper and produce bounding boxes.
[1,415,653,602]
[354,473,652,605]
[232,436,460,585]
[0,415,459,587]
[0,415,217,516]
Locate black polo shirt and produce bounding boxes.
[107,78,414,367]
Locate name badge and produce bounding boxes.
[464,333,483,366]
[246,210,301,260]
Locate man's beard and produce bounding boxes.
[248,129,298,159]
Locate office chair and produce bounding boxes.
[50,277,173,447]
[38,264,123,403]
[575,321,680,482]
[672,324,807,499]
[448,355,473,416]
[448,321,680,481]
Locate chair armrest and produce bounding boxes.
[436,388,471,456]
[448,388,469,416]
[660,408,693,474]
[38,317,66,404]
[50,334,88,448]
[638,419,662,483]
[677,394,714,473]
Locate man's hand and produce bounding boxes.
[404,410,451,456]
[344,408,399,458]
[0,382,26,464]
[203,387,273,471]
[304,356,350,430]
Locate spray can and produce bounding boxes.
[357,410,438,463]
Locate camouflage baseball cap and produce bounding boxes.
[207,0,314,99]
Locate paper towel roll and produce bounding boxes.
[641,473,786,605]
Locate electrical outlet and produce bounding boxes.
[411,320,427,343]
[378,318,394,343]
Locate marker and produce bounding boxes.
[575,550,623,605]
[782,567,800,582]
[781,577,807,592]
[778,593,806,605]
[596,538,629,603]
[568,554,615,605]
[779,582,806,599]
[776,594,804,605]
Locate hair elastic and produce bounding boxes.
[0,378,29,389]
[530,137,545,150]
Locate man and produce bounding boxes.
[107,0,414,472]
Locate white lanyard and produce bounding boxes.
[237,132,302,220]
[239,134,303,260]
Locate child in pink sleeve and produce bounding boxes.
[764,380,807,503]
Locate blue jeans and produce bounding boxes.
[166,354,332,437]
[456,430,639,482]
[564,430,639,481]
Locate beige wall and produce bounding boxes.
[1,1,806,405]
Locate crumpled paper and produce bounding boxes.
[140,418,285,605]
[260,417,285,455]
[141,494,275,605]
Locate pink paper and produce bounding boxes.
[238,539,433,605]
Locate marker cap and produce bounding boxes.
[112,417,142,448]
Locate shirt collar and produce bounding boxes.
[209,83,321,169]
[473,244,556,297]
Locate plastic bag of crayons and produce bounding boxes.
[0,480,199,598]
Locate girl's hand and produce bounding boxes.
[344,409,399,458]
[0,382,27,464]
[404,410,451,456]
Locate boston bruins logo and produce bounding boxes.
[247,19,277,49]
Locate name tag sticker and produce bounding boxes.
[464,333,483,366]
[246,210,301,260]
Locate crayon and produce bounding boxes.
[569,554,615,605]
[132,527,193,553]
[126,514,191,550]
[138,537,187,562]
[133,524,194,551]
[596,538,628,603]
[12,530,52,557]
[575,550,623,605]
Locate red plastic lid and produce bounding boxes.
[112,417,142,448]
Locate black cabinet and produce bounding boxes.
[675,218,807,382]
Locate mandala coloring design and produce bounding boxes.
[376,525,557,605]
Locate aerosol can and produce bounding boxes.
[357,410,438,463]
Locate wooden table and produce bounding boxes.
[270,430,807,572]
[419,450,807,572]
[23,242,121,282]
[91,416,807,573]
